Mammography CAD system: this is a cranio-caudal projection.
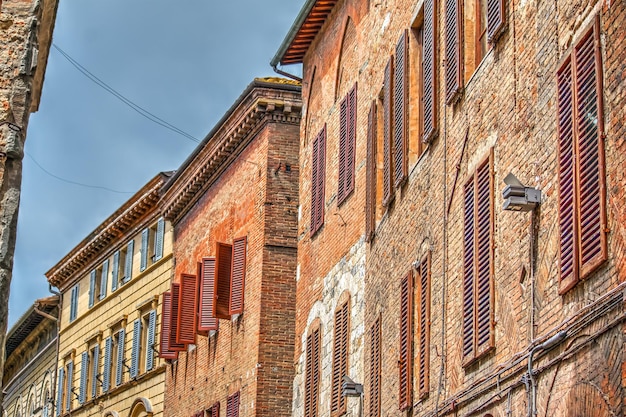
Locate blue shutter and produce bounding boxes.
[91,345,100,398]
[130,319,141,378]
[65,361,73,411]
[124,241,134,283]
[69,287,77,321]
[102,337,112,392]
[79,352,88,404]
[55,368,64,416]
[88,271,96,308]
[140,229,149,271]
[99,260,109,300]
[116,329,125,386]
[146,310,156,371]
[154,218,165,261]
[43,402,49,417]
[111,251,120,292]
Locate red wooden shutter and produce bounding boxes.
[486,0,505,43]
[369,316,381,417]
[311,126,327,235]
[226,391,239,417]
[198,257,218,332]
[207,403,220,417]
[177,273,198,344]
[304,325,321,417]
[158,292,178,359]
[215,242,233,319]
[338,94,348,203]
[169,283,186,351]
[346,83,357,199]
[394,31,409,187]
[417,253,431,398]
[311,128,320,233]
[423,0,438,143]
[445,0,463,104]
[365,101,378,242]
[331,301,349,416]
[382,58,395,207]
[462,177,476,362]
[229,236,247,315]
[399,270,413,410]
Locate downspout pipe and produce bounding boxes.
[271,64,303,83]
[527,330,567,417]
[49,283,61,417]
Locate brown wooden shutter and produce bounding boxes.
[198,257,218,332]
[394,31,409,187]
[346,83,357,199]
[462,178,476,362]
[311,126,327,235]
[331,301,349,416]
[207,403,220,417]
[369,316,381,417]
[158,292,178,359]
[304,325,321,417]
[229,236,247,315]
[417,253,431,398]
[311,128,320,233]
[382,58,395,207]
[445,0,463,104]
[365,101,378,242]
[215,242,233,319]
[423,0,438,143]
[338,94,348,203]
[177,273,198,344]
[399,270,413,410]
[169,283,186,351]
[486,0,505,43]
[226,392,239,417]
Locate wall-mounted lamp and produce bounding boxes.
[342,375,363,397]
[502,173,541,212]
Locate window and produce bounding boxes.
[140,218,165,272]
[557,17,606,294]
[69,285,79,322]
[206,403,220,417]
[330,298,349,416]
[369,316,381,417]
[462,151,494,365]
[398,270,413,411]
[304,322,321,417]
[337,83,357,206]
[311,126,326,235]
[226,392,240,417]
[416,252,431,398]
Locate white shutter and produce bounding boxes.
[91,345,100,398]
[111,251,120,292]
[115,330,125,386]
[79,352,88,404]
[88,271,96,308]
[146,310,156,371]
[102,337,112,392]
[124,241,134,283]
[140,228,149,271]
[99,260,109,300]
[154,218,165,261]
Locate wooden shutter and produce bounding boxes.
[99,260,109,300]
[417,254,431,398]
[198,257,219,332]
[102,337,112,391]
[130,319,141,378]
[365,101,378,242]
[311,126,327,235]
[215,242,233,319]
[154,218,165,261]
[115,329,125,386]
[394,30,409,187]
[146,310,156,371]
[207,403,220,417]
[158,292,178,359]
[369,316,381,417]
[226,392,240,417]
[230,237,247,315]
[304,325,321,417]
[462,177,476,362]
[111,251,119,292]
[177,273,199,344]
[65,361,73,411]
[79,352,88,404]
[423,0,438,143]
[89,270,96,308]
[169,283,187,351]
[486,0,505,43]
[91,345,99,399]
[399,271,413,410]
[338,93,348,203]
[124,240,134,283]
[71,285,79,321]
[346,83,357,199]
[382,57,395,207]
[55,368,64,416]
[331,301,349,416]
[445,0,463,104]
[140,228,149,271]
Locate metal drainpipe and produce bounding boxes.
[527,330,567,417]
[48,284,61,416]
[271,64,303,83]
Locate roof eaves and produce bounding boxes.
[270,0,318,68]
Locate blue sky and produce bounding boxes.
[9,0,303,327]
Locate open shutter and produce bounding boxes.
[130,319,141,378]
[55,368,64,416]
[369,317,381,417]
[394,30,409,187]
[445,0,463,104]
[91,345,99,399]
[226,392,240,417]
[215,242,233,319]
[486,0,505,43]
[346,83,357,199]
[177,273,198,344]
[158,292,178,359]
[88,270,96,308]
[65,361,73,411]
[382,57,395,207]
[116,329,125,386]
[102,337,112,392]
[423,0,438,143]
[230,237,247,315]
[338,94,348,203]
[311,127,320,234]
[124,240,134,283]
[154,218,165,261]
[462,177,476,362]
[304,326,321,417]
[399,271,413,410]
[71,285,78,321]
[99,260,109,300]
[146,310,156,371]
[207,403,220,417]
[311,126,326,235]
[199,258,218,332]
[365,102,377,242]
[169,283,187,351]
[78,352,88,404]
[140,228,149,271]
[417,254,431,398]
[111,251,119,292]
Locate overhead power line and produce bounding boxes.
[51,43,200,144]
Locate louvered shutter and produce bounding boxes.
[140,228,149,271]
[88,270,96,308]
[365,102,377,242]
[169,283,187,351]
[417,254,431,398]
[394,30,409,187]
[99,260,109,300]
[346,84,357,199]
[445,0,463,104]
[198,258,218,332]
[146,310,156,371]
[331,302,349,416]
[230,237,247,315]
[226,392,240,417]
[304,326,321,417]
[116,329,125,386]
[311,126,326,235]
[338,94,348,203]
[70,285,78,321]
[423,0,438,143]
[79,352,88,404]
[208,402,220,417]
[154,218,165,261]
[65,361,73,411]
[369,317,381,417]
[55,368,64,416]
[111,251,119,292]
[382,58,395,207]
[486,0,505,43]
[399,271,413,410]
[177,273,198,344]
[124,240,134,283]
[158,292,178,359]
[102,337,112,392]
[311,128,320,234]
[462,177,476,362]
[91,345,99,399]
[215,242,233,319]
[130,319,141,378]
[43,403,49,417]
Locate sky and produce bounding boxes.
[9,0,304,328]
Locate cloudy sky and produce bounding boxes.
[9,0,303,327]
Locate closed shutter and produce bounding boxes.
[124,240,134,283]
[338,93,348,203]
[445,0,463,104]
[158,292,178,359]
[423,0,438,143]
[55,368,64,416]
[111,251,119,292]
[99,260,109,300]
[346,84,357,199]
[226,392,240,417]
[486,0,505,43]
[177,273,198,344]
[207,403,220,417]
[382,57,395,207]
[369,316,381,417]
[462,177,476,362]
[88,270,96,308]
[417,254,431,398]
[394,30,409,187]
[146,310,156,371]
[91,345,99,398]
[169,283,187,351]
[102,337,112,392]
[140,228,149,271]
[365,101,377,242]
[71,285,79,321]
[215,242,233,319]
[130,319,141,378]
[43,403,48,417]
[115,329,125,386]
[304,325,321,417]
[331,301,349,416]
[399,271,413,410]
[65,361,73,411]
[311,126,327,235]
[198,258,218,332]
[79,352,88,404]
[230,237,247,315]
[154,218,165,261]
